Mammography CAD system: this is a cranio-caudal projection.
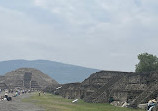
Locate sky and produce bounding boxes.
[0,0,158,72]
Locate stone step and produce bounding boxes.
[131,81,158,107]
[84,75,122,103]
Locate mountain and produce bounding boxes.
[0,60,99,84]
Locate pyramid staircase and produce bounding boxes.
[84,75,122,103]
[130,81,158,107]
[31,81,41,89]
[24,72,32,89]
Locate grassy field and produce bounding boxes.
[23,93,144,111]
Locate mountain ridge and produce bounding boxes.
[0,59,100,84]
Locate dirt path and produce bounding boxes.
[0,93,45,111]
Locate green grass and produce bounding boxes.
[23,93,144,111]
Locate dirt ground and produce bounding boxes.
[0,92,45,111]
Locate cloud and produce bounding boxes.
[32,0,158,38]
[32,0,158,70]
[0,0,158,71]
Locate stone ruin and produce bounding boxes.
[58,70,158,108]
[0,68,58,90]
[0,76,8,90]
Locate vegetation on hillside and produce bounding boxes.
[23,93,143,111]
[135,53,158,72]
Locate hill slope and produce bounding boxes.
[0,60,99,84]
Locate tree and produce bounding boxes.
[135,53,158,72]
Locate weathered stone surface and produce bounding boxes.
[0,68,58,90]
[138,104,147,110]
[60,83,81,99]
[58,70,158,108]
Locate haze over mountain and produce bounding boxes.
[0,60,99,84]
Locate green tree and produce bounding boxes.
[135,53,158,72]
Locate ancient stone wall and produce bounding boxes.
[60,83,81,99]
[59,70,158,108]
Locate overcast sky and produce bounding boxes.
[0,0,158,71]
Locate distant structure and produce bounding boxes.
[58,70,158,108]
[0,68,58,90]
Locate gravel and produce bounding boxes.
[0,93,45,111]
